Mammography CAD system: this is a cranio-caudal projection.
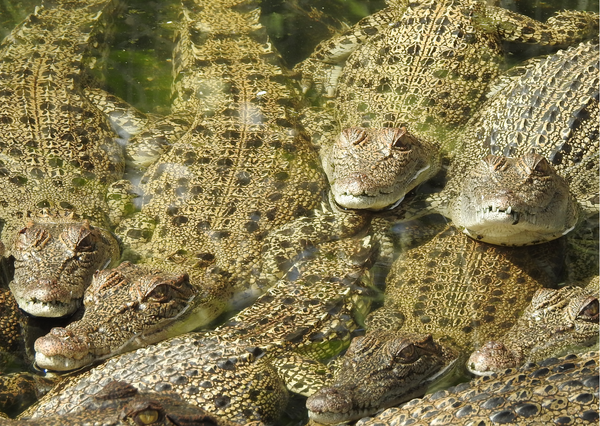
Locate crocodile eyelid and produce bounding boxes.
[482,154,506,171]
[575,296,599,320]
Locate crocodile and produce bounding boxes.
[106,0,328,336]
[297,0,599,212]
[33,261,198,371]
[2,380,239,425]
[468,275,599,376]
[440,41,600,246]
[352,350,599,426]
[0,0,147,317]
[314,35,599,247]
[306,217,566,423]
[21,236,377,424]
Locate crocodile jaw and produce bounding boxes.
[332,191,405,211]
[459,206,577,246]
[16,299,80,318]
[35,352,94,372]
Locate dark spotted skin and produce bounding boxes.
[7,381,239,425]
[306,218,567,423]
[440,41,600,246]
[298,0,599,211]
[355,351,599,426]
[21,237,376,424]
[0,0,142,317]
[115,0,327,332]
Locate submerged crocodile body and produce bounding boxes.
[354,350,599,426]
[109,0,326,334]
[0,0,142,317]
[307,219,565,423]
[1,380,238,426]
[299,0,599,211]
[22,236,376,424]
[468,275,599,375]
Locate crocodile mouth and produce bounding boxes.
[477,205,521,225]
[332,190,405,211]
[35,352,94,372]
[20,298,79,318]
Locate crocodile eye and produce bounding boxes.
[578,297,599,321]
[394,343,419,363]
[15,224,50,251]
[134,409,159,425]
[339,127,368,146]
[532,156,552,174]
[522,151,552,175]
[60,221,94,252]
[388,127,413,151]
[76,233,94,252]
[145,284,171,303]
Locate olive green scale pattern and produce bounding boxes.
[369,223,566,353]
[304,0,599,142]
[0,0,126,249]
[116,0,327,320]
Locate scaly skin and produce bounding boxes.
[307,219,565,422]
[0,287,24,369]
[22,236,377,424]
[306,331,453,424]
[354,350,599,426]
[0,373,54,419]
[0,0,142,317]
[298,0,599,211]
[7,380,239,426]
[468,276,599,376]
[33,261,197,371]
[113,0,327,334]
[442,41,600,246]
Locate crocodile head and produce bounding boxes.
[451,152,579,246]
[34,261,196,371]
[306,331,454,424]
[468,281,599,376]
[322,127,438,211]
[21,380,240,426]
[9,212,120,317]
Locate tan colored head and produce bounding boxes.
[34,261,196,371]
[9,212,120,317]
[467,281,599,376]
[451,152,579,246]
[306,331,452,424]
[322,127,438,210]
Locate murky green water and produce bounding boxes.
[0,0,597,424]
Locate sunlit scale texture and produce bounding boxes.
[0,0,126,239]
[355,351,599,426]
[115,0,327,331]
